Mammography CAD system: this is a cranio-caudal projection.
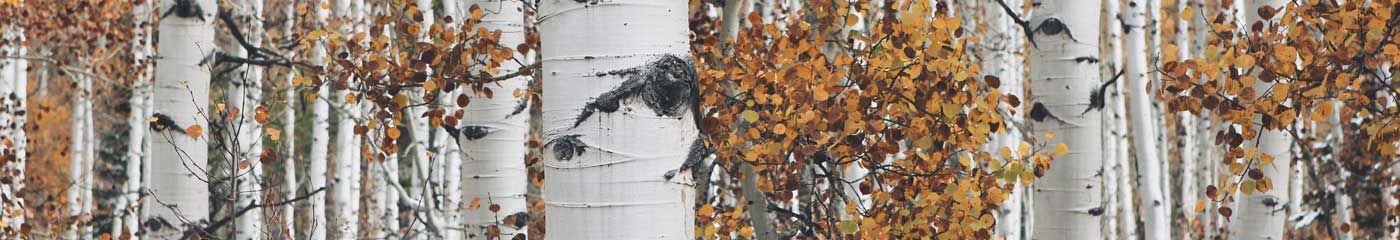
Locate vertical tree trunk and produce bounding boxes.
[456,1,531,239]
[539,0,698,239]
[278,2,298,238]
[0,22,25,238]
[230,1,267,238]
[1105,1,1139,238]
[329,0,364,237]
[1123,0,1172,238]
[114,2,155,238]
[1231,1,1289,239]
[1100,0,1125,237]
[307,0,333,238]
[985,0,1024,238]
[1175,1,1199,236]
[66,62,91,240]
[147,0,216,237]
[1026,0,1104,238]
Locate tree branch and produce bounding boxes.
[182,187,328,239]
[992,0,1037,47]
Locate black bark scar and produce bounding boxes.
[1084,68,1125,115]
[548,134,587,161]
[1034,18,1081,43]
[150,113,187,134]
[572,55,700,128]
[665,138,712,180]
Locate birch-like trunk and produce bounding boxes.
[0,22,25,238]
[114,2,155,238]
[1103,1,1139,238]
[1175,0,1200,233]
[306,0,332,238]
[66,50,92,240]
[329,0,364,237]
[230,1,268,238]
[984,0,1024,238]
[1122,0,1172,238]
[540,0,697,239]
[455,1,531,239]
[1027,0,1104,238]
[147,0,215,237]
[278,2,298,238]
[1231,1,1290,239]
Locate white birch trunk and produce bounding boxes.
[1104,1,1139,237]
[1231,1,1290,239]
[456,1,530,239]
[1175,0,1200,234]
[114,3,155,238]
[540,0,697,239]
[984,0,1024,238]
[147,0,216,237]
[1123,0,1172,238]
[278,3,298,238]
[1027,0,1104,238]
[306,0,333,238]
[1100,0,1125,237]
[436,2,465,237]
[0,22,25,238]
[329,0,364,237]
[66,56,91,240]
[231,1,267,238]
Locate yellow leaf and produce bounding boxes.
[1257,177,1272,193]
[187,125,204,138]
[469,197,481,210]
[1018,142,1031,156]
[1044,131,1055,139]
[999,146,1012,159]
[1260,153,1275,165]
[1234,55,1256,68]
[916,136,933,150]
[742,110,760,122]
[308,30,327,39]
[1053,143,1068,157]
[424,79,439,92]
[266,128,282,142]
[699,204,715,217]
[388,128,402,139]
[1241,180,1256,195]
[1194,199,1206,213]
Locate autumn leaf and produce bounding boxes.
[186,125,203,138]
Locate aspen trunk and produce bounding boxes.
[539,0,698,238]
[1027,0,1104,238]
[0,22,24,238]
[1231,1,1290,239]
[230,1,267,238]
[147,0,216,237]
[1123,0,1172,238]
[456,1,531,239]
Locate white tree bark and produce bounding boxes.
[329,0,364,237]
[455,1,530,239]
[984,0,1024,238]
[1175,0,1200,234]
[147,0,216,237]
[1103,1,1139,238]
[540,0,697,239]
[278,2,298,238]
[230,1,268,238]
[306,0,332,239]
[1123,0,1171,238]
[1230,1,1290,239]
[66,49,92,240]
[0,22,25,238]
[1026,0,1104,238]
[114,2,155,238]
